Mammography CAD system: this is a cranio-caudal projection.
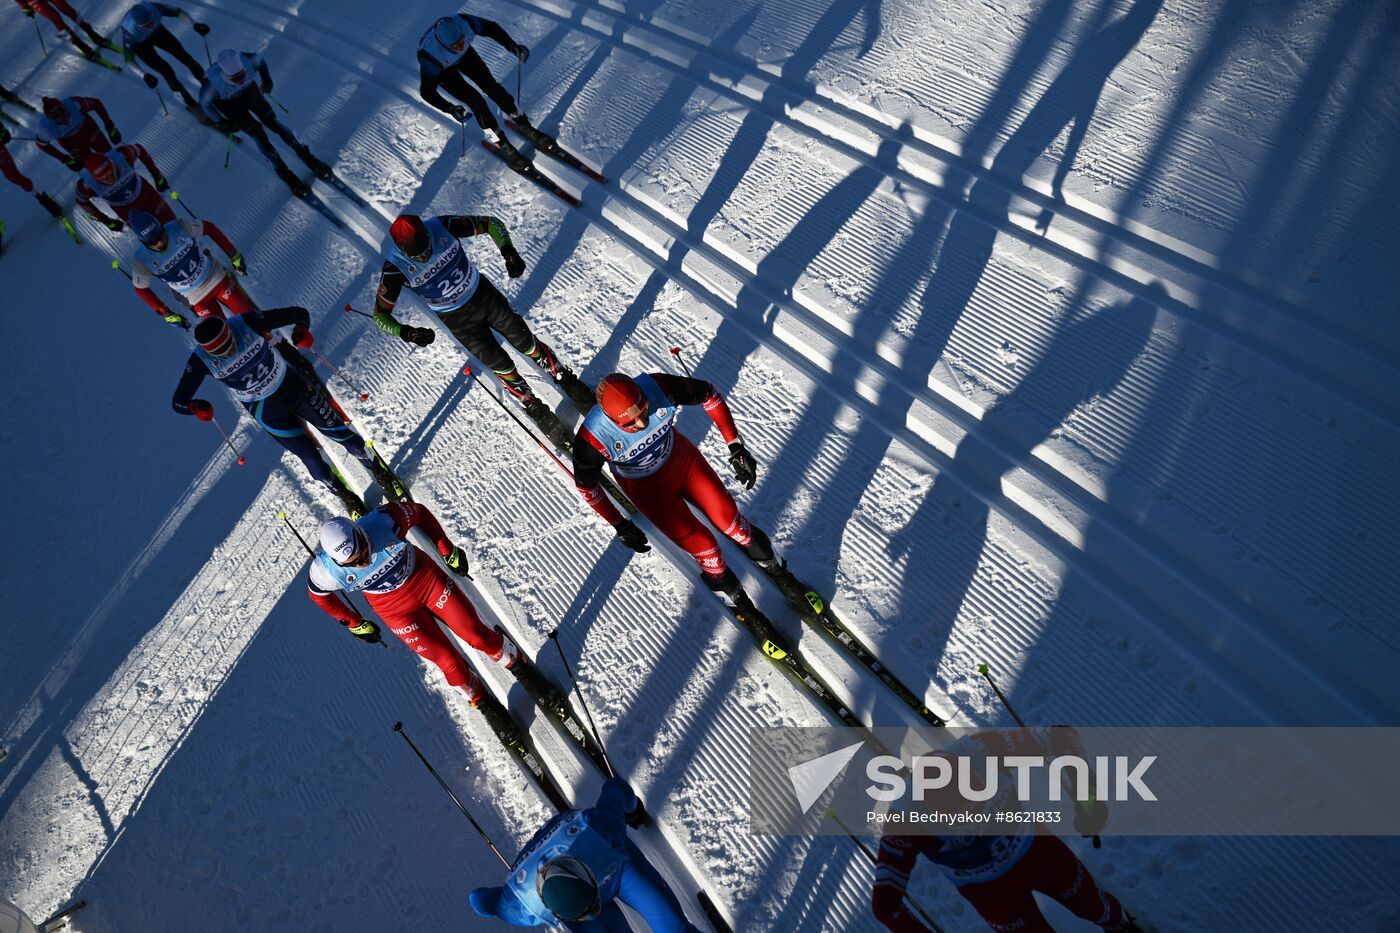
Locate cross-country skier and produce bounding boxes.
[415,12,543,172]
[75,145,172,232]
[571,372,778,617]
[199,48,332,197]
[128,209,250,325]
[371,213,594,445]
[872,728,1139,933]
[470,777,700,932]
[13,0,113,62]
[1,124,66,246]
[307,503,523,705]
[172,311,400,516]
[120,3,210,110]
[35,95,120,170]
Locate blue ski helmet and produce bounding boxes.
[537,856,599,921]
[131,4,156,27]
[435,17,467,53]
[130,211,165,246]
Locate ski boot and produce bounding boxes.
[365,449,409,503]
[528,341,595,415]
[325,477,367,519]
[34,192,63,219]
[522,396,575,449]
[176,86,200,111]
[473,691,520,745]
[296,145,333,180]
[743,525,812,608]
[80,21,120,52]
[72,36,101,62]
[704,566,776,634]
[493,134,533,173]
[508,111,559,154]
[273,161,309,198]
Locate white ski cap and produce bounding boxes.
[320,517,365,565]
[216,49,245,80]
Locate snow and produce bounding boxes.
[3,0,1399,930]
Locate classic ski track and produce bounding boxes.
[194,0,1400,737]
[509,0,1400,420]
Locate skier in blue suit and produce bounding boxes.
[470,779,701,932]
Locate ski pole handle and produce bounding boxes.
[209,414,247,465]
[669,345,693,378]
[392,721,512,868]
[169,190,197,220]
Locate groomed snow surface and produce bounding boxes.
[3,0,1399,929]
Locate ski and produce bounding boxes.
[315,172,374,213]
[298,188,351,232]
[504,119,608,184]
[697,891,734,933]
[80,22,121,53]
[366,443,412,503]
[474,691,572,811]
[0,110,20,126]
[39,899,87,932]
[58,213,81,244]
[74,47,122,71]
[509,655,612,775]
[480,140,580,207]
[760,563,946,727]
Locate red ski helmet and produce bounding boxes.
[435,17,468,54]
[194,317,237,357]
[390,214,432,260]
[41,96,67,122]
[596,373,648,428]
[84,152,117,184]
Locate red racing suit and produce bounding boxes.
[131,217,255,318]
[16,0,83,38]
[0,144,34,193]
[35,97,115,167]
[572,373,751,577]
[75,143,174,226]
[307,502,504,701]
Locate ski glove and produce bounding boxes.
[728,440,758,489]
[501,245,526,278]
[165,312,190,329]
[513,43,530,63]
[97,215,123,232]
[153,173,169,192]
[261,79,273,94]
[625,798,651,829]
[615,519,651,553]
[143,74,159,89]
[189,399,214,420]
[448,104,468,123]
[107,126,122,144]
[63,157,81,172]
[292,324,314,349]
[347,618,382,644]
[192,22,211,36]
[443,545,470,577]
[231,251,248,276]
[400,325,435,347]
[1074,798,1109,837]
[22,8,34,16]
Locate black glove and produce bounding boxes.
[448,103,468,123]
[615,519,650,553]
[22,8,35,16]
[728,440,758,489]
[101,216,124,232]
[192,21,211,36]
[1074,798,1109,837]
[215,120,240,135]
[625,799,651,829]
[153,173,169,192]
[143,73,159,89]
[260,79,273,94]
[400,325,435,347]
[501,245,525,278]
[347,618,382,644]
[107,125,122,144]
[513,43,530,63]
[63,157,81,172]
[443,545,470,577]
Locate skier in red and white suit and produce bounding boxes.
[307,502,520,704]
[571,372,785,615]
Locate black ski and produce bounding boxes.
[475,692,572,811]
[760,563,945,727]
[367,444,412,502]
[509,656,612,775]
[504,119,608,184]
[480,140,580,207]
[316,172,375,213]
[39,899,87,931]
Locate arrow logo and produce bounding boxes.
[788,740,864,814]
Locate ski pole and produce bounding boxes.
[202,35,212,66]
[110,258,131,279]
[977,663,1101,848]
[463,365,574,477]
[459,118,466,159]
[266,91,290,114]
[393,721,512,868]
[209,412,247,465]
[278,510,387,648]
[343,302,375,321]
[32,17,47,57]
[151,83,169,116]
[516,59,522,108]
[669,345,693,378]
[546,629,614,777]
[224,132,234,168]
[827,810,948,933]
[169,190,197,219]
[307,347,370,401]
